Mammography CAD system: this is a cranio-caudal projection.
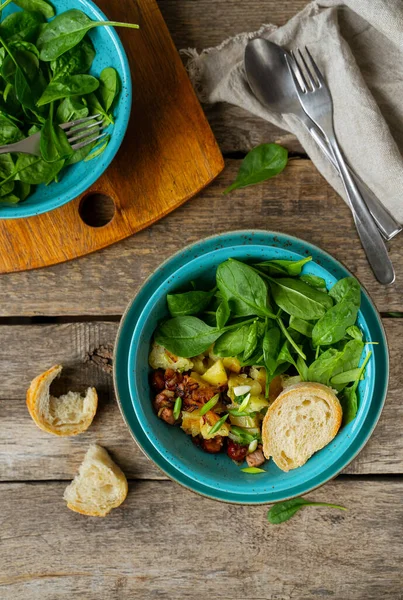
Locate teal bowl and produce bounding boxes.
[114,231,388,504]
[0,0,132,219]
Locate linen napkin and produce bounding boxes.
[182,0,403,223]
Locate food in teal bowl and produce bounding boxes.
[114,231,388,504]
[0,0,136,219]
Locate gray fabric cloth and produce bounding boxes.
[182,0,403,223]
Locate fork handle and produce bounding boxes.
[309,127,401,241]
[325,134,395,285]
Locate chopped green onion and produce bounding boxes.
[238,393,251,412]
[227,409,250,417]
[230,425,259,444]
[173,397,182,420]
[208,413,229,436]
[241,467,266,473]
[248,439,258,453]
[199,393,220,416]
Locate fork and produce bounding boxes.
[0,114,106,157]
[286,47,395,286]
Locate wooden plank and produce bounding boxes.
[0,319,401,481]
[0,160,402,317]
[0,478,402,599]
[159,0,309,152]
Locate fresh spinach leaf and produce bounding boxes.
[167,289,215,318]
[51,38,95,78]
[267,497,346,524]
[257,256,312,276]
[312,300,359,347]
[14,0,55,19]
[14,153,64,184]
[329,277,361,308]
[330,368,362,386]
[296,355,309,381]
[0,11,45,43]
[83,133,110,162]
[86,92,113,125]
[308,339,364,387]
[223,143,288,194]
[214,324,250,357]
[263,325,280,375]
[98,67,119,112]
[56,96,88,123]
[243,320,259,361]
[216,298,230,330]
[37,74,99,106]
[216,259,275,319]
[299,274,327,291]
[37,9,139,61]
[154,316,223,357]
[289,315,313,337]
[340,351,372,425]
[40,102,73,162]
[0,112,24,144]
[346,325,363,341]
[269,277,333,321]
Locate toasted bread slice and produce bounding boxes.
[26,365,98,436]
[64,444,128,517]
[262,382,342,472]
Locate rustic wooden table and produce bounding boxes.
[1,2,402,599]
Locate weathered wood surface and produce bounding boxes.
[0,478,402,600]
[0,319,401,481]
[0,160,402,317]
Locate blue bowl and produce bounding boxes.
[114,231,388,504]
[0,0,132,219]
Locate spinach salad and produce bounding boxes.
[0,1,138,205]
[148,257,373,470]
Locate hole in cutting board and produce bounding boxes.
[79,193,115,227]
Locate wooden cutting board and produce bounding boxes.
[0,0,224,274]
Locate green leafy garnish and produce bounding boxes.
[208,413,229,436]
[199,393,220,416]
[267,497,347,524]
[223,143,288,194]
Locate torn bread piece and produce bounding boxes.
[64,444,128,517]
[26,365,98,436]
[262,382,342,472]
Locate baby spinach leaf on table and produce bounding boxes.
[14,154,64,184]
[217,259,275,319]
[40,103,73,163]
[243,320,259,361]
[167,289,215,318]
[56,96,89,123]
[346,325,363,341]
[257,256,312,276]
[267,497,347,524]
[289,315,313,338]
[37,9,139,61]
[13,0,55,19]
[0,11,45,43]
[214,324,250,357]
[269,277,333,321]
[340,351,372,425]
[37,74,99,106]
[300,274,327,291]
[98,67,120,112]
[223,143,288,194]
[51,38,96,79]
[216,298,230,330]
[329,277,361,308]
[154,316,223,357]
[312,300,359,347]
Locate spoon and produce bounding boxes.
[244,38,401,242]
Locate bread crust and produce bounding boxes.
[262,382,342,470]
[26,364,98,436]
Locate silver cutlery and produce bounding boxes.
[0,114,106,157]
[244,39,401,242]
[285,47,394,285]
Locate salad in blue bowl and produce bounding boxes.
[114,231,389,504]
[0,0,137,218]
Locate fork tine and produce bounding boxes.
[65,120,102,141]
[67,125,105,145]
[59,114,102,131]
[290,50,309,93]
[297,48,317,90]
[285,53,306,93]
[71,131,107,151]
[304,46,325,87]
